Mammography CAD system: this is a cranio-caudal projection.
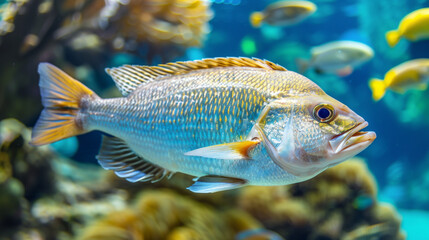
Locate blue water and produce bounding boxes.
[81,1,428,238]
[10,0,428,238]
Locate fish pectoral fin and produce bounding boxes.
[187,175,247,193]
[336,65,353,77]
[184,140,260,160]
[97,135,173,183]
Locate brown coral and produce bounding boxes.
[115,0,212,47]
[78,189,261,240]
[237,158,404,240]
[0,0,213,123]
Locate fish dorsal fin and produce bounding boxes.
[105,57,287,96]
[96,135,173,183]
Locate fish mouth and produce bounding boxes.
[329,121,376,157]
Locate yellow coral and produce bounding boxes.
[79,189,259,240]
[236,158,404,240]
[116,0,212,47]
[322,157,378,197]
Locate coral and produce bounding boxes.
[78,189,261,240]
[237,158,405,240]
[0,118,56,200]
[0,0,213,123]
[0,118,129,239]
[114,0,212,48]
[0,119,406,240]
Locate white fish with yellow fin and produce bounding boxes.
[250,1,317,28]
[369,58,429,101]
[386,8,429,47]
[31,57,376,193]
[297,40,374,77]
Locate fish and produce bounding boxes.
[30,57,376,193]
[297,40,374,77]
[386,8,429,47]
[369,58,429,101]
[250,1,316,28]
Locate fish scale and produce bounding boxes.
[84,68,321,183]
[31,58,375,192]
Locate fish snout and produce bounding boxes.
[327,121,376,164]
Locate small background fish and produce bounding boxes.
[369,58,429,101]
[1,0,429,239]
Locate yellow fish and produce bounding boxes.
[31,57,375,193]
[369,58,429,101]
[250,1,316,28]
[386,8,429,47]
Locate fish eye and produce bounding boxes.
[313,104,335,123]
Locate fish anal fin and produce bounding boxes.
[105,57,287,96]
[184,140,260,160]
[96,135,172,183]
[187,175,247,193]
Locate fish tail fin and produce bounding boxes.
[250,12,264,28]
[30,63,97,146]
[386,30,401,47]
[296,58,310,74]
[369,78,386,101]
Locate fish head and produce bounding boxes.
[262,94,376,176]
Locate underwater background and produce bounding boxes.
[1,0,429,239]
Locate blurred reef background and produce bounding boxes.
[1,0,429,239]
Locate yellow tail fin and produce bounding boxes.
[369,78,386,101]
[30,63,97,146]
[250,12,264,28]
[385,30,401,47]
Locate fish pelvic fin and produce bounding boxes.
[97,135,173,183]
[184,140,260,160]
[386,30,401,47]
[369,78,386,101]
[30,63,97,146]
[250,11,264,28]
[187,175,247,193]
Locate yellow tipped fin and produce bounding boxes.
[386,30,401,47]
[184,140,261,160]
[250,11,264,28]
[106,57,286,96]
[369,78,386,101]
[30,63,96,146]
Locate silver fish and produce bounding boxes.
[31,57,376,193]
